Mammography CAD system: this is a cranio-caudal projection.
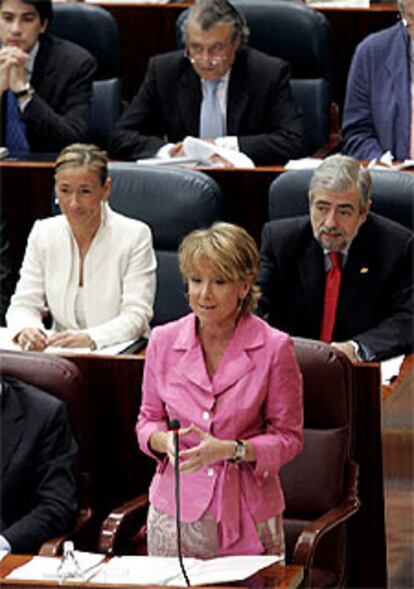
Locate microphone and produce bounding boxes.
[169,419,190,586]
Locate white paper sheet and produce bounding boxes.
[285,157,323,170]
[7,552,105,581]
[381,356,405,385]
[92,555,280,586]
[137,136,255,169]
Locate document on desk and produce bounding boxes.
[7,552,105,581]
[137,136,255,169]
[91,555,279,586]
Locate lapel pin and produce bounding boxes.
[360,267,369,274]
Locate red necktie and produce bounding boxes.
[320,251,342,343]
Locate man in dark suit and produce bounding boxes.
[0,0,96,154]
[257,154,414,362]
[0,376,77,553]
[108,0,305,166]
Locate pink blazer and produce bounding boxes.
[136,313,303,555]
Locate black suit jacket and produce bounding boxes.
[0,34,97,153]
[0,376,77,553]
[108,46,306,165]
[257,214,414,361]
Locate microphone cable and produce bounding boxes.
[169,419,191,587]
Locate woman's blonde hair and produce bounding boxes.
[179,222,260,313]
[54,143,108,185]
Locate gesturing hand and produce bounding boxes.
[178,424,234,475]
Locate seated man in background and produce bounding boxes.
[257,154,414,362]
[0,376,77,553]
[0,212,13,325]
[341,0,414,161]
[108,0,306,166]
[0,0,96,154]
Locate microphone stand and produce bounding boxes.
[170,419,190,587]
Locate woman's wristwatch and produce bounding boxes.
[228,439,247,463]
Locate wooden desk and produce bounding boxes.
[0,555,304,589]
[97,2,399,112]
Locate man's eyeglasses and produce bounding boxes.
[185,43,230,67]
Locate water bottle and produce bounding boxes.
[57,541,83,581]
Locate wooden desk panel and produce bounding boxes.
[0,555,304,589]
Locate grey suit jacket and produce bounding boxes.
[1,376,77,553]
[257,214,414,361]
[0,34,97,153]
[109,46,306,165]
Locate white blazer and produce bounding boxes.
[7,205,156,349]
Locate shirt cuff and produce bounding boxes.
[214,136,239,151]
[0,535,11,552]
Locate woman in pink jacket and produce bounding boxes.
[136,222,303,559]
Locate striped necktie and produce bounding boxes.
[5,90,30,154]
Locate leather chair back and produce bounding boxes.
[0,350,88,461]
[282,338,355,586]
[49,4,122,148]
[176,0,333,152]
[108,163,225,326]
[268,169,414,230]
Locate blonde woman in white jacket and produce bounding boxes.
[7,143,157,351]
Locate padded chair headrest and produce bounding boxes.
[108,163,225,250]
[48,4,121,79]
[269,169,414,231]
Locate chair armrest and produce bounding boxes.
[39,506,94,556]
[97,493,149,555]
[292,461,360,586]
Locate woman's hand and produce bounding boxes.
[178,424,235,475]
[47,331,94,349]
[17,328,48,351]
[149,430,175,464]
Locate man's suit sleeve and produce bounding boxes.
[2,402,78,553]
[23,41,97,152]
[353,232,414,361]
[237,61,306,165]
[256,222,278,319]
[109,58,168,160]
[341,42,384,160]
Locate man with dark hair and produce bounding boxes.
[257,155,414,362]
[0,0,96,153]
[0,376,78,553]
[109,0,305,166]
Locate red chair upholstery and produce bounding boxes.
[96,339,359,587]
[0,350,94,554]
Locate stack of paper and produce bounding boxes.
[7,554,280,586]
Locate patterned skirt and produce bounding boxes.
[147,503,285,560]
